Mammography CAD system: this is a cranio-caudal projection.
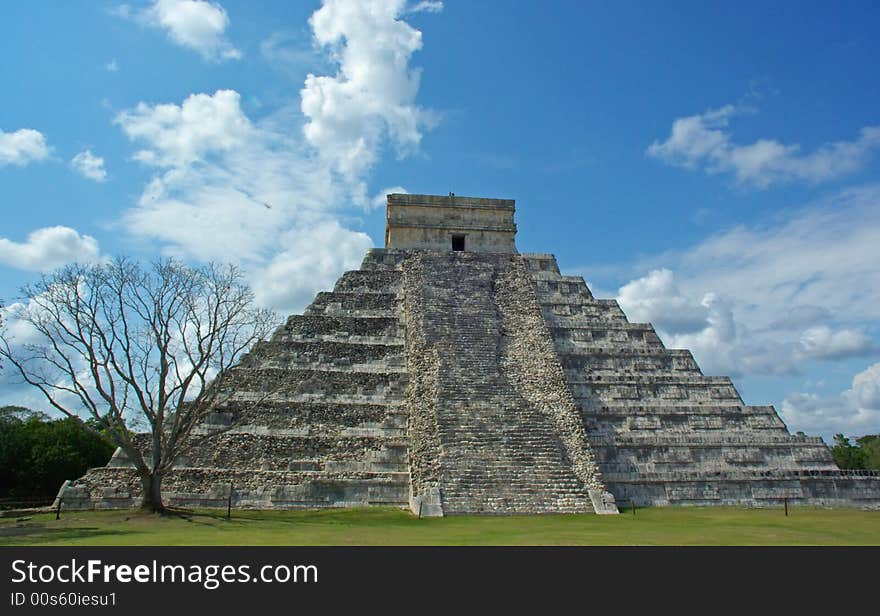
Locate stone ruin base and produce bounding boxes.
[607,471,880,509]
[57,467,410,511]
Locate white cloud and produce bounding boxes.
[647,104,880,188]
[850,363,880,411]
[70,149,108,182]
[123,0,242,62]
[612,186,880,376]
[371,185,408,210]
[0,227,101,272]
[115,89,252,167]
[617,269,709,334]
[115,90,334,265]
[106,59,119,72]
[252,221,373,311]
[798,326,876,360]
[112,2,437,314]
[0,128,51,167]
[781,362,880,438]
[407,1,444,13]
[301,0,438,205]
[114,89,364,313]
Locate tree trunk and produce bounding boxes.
[139,472,166,513]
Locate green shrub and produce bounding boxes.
[0,406,115,499]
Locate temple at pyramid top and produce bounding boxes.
[385,193,518,253]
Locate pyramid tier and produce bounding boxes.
[64,252,412,510]
[522,252,864,507]
[60,467,410,510]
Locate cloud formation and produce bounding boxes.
[113,1,438,314]
[0,128,51,167]
[115,89,251,168]
[617,269,709,334]
[114,90,377,313]
[613,185,880,377]
[781,362,880,437]
[407,1,444,13]
[647,104,880,188]
[114,89,339,264]
[0,227,101,272]
[301,0,438,205]
[70,149,107,182]
[119,0,242,62]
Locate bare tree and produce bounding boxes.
[0,258,278,512]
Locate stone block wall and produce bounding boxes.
[523,252,880,509]
[61,249,413,511]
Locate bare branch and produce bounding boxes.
[0,256,280,511]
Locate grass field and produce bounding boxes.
[1,506,878,546]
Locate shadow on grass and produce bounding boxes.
[0,524,134,545]
[178,506,418,528]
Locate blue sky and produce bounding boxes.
[2,0,880,441]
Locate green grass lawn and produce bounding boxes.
[1,506,878,545]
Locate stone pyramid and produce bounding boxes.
[62,194,880,514]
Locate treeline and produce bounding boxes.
[0,406,115,501]
[830,434,880,470]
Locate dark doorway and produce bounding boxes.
[452,234,465,251]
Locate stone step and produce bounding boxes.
[583,416,788,433]
[196,423,407,439]
[220,367,408,399]
[603,469,878,482]
[569,375,735,386]
[334,270,403,293]
[540,304,628,321]
[305,291,401,316]
[358,248,409,271]
[561,354,701,375]
[406,253,601,515]
[549,328,664,348]
[275,315,403,338]
[279,333,404,345]
[570,378,741,403]
[177,433,409,471]
[242,339,405,367]
[590,433,828,446]
[242,357,406,373]
[533,280,593,299]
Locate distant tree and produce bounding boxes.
[0,258,277,512]
[831,434,868,470]
[855,435,880,470]
[0,405,48,422]
[0,408,115,500]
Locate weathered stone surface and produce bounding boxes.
[402,253,443,514]
[403,252,602,514]
[61,194,880,513]
[523,252,880,509]
[386,193,517,253]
